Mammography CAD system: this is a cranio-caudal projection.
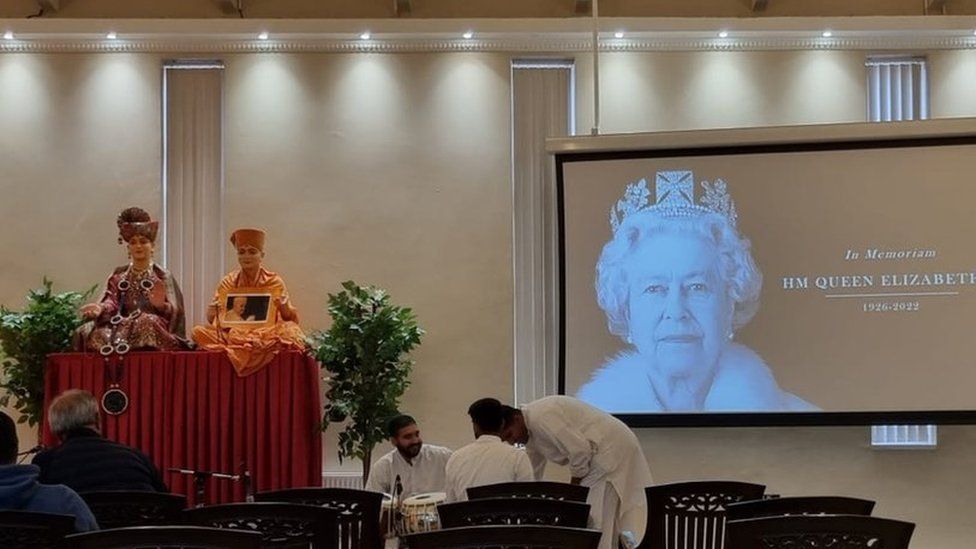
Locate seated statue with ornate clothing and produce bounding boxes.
[191,228,307,376]
[73,207,189,353]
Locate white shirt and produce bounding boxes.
[364,444,452,498]
[522,396,653,543]
[444,434,534,502]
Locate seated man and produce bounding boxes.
[0,410,98,532]
[33,390,168,493]
[365,414,452,498]
[445,398,533,502]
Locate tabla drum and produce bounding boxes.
[400,492,445,534]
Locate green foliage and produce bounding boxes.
[0,278,94,425]
[309,281,424,481]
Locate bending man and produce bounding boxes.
[501,395,652,549]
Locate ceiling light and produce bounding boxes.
[613,31,624,39]
[718,30,729,38]
[3,31,13,41]
[106,32,117,40]
[822,30,833,38]
[257,31,269,40]
[462,30,474,39]
[360,32,371,40]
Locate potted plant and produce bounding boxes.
[309,280,424,483]
[0,278,93,426]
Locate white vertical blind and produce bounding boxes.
[163,62,225,331]
[867,57,928,122]
[512,60,574,405]
[866,56,936,448]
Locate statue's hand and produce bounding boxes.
[148,291,169,312]
[79,303,103,320]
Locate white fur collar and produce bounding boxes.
[576,343,816,412]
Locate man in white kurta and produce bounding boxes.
[502,395,653,549]
[445,398,534,502]
[365,415,453,498]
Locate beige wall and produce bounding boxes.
[2,45,976,546]
[0,51,164,452]
[221,51,515,466]
[576,50,867,133]
[571,48,976,549]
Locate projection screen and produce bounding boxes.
[553,120,976,426]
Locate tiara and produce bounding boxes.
[609,170,738,233]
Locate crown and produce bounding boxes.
[609,170,738,233]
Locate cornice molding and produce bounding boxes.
[2,17,976,53]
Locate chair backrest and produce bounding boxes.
[0,510,74,549]
[639,481,766,549]
[465,482,589,503]
[726,515,915,549]
[726,496,875,521]
[64,525,263,549]
[80,491,188,529]
[255,487,383,549]
[437,497,590,529]
[402,524,601,549]
[184,502,340,549]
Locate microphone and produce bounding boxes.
[17,444,46,464]
[17,444,46,456]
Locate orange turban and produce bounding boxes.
[230,228,266,251]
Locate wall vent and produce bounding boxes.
[870,425,938,449]
[322,471,364,490]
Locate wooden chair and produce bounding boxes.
[465,481,589,503]
[80,491,187,529]
[402,524,601,549]
[437,497,589,529]
[64,525,263,548]
[183,502,340,549]
[256,487,383,549]
[639,481,766,549]
[0,510,74,549]
[726,515,914,549]
[726,496,875,521]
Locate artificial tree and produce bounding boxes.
[0,278,93,426]
[310,280,424,482]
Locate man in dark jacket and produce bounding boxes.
[33,389,167,493]
[0,410,98,531]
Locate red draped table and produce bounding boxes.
[42,350,323,506]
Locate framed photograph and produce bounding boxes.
[218,287,279,329]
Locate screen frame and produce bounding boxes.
[553,120,976,427]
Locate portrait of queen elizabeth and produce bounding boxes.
[576,170,817,413]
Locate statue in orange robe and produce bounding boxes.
[191,228,307,376]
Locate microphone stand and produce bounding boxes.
[168,466,251,508]
[392,474,404,537]
[240,461,254,503]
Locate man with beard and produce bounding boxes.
[365,415,452,498]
